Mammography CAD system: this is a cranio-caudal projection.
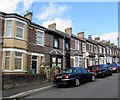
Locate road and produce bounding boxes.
[25,73,119,98]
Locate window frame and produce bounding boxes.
[53,37,59,49]
[14,51,23,71]
[37,31,44,46]
[65,39,70,51]
[4,51,10,71]
[75,40,79,50]
[6,20,12,37]
[74,56,79,67]
[16,21,24,39]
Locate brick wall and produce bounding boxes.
[28,28,44,53]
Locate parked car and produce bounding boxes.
[117,64,120,72]
[88,64,112,78]
[109,63,119,73]
[53,67,96,87]
[87,65,98,77]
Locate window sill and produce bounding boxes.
[53,47,59,49]
[3,70,27,72]
[37,43,44,47]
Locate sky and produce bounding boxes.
[0,0,119,45]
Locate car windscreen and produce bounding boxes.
[109,64,117,67]
[99,64,107,69]
[61,68,73,74]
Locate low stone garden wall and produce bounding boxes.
[2,74,48,89]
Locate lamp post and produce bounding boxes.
[117,37,120,63]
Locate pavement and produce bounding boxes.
[2,80,54,99]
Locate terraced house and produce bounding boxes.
[95,37,106,64]
[1,12,46,74]
[0,12,120,74]
[70,32,86,68]
[44,23,70,69]
[85,35,98,67]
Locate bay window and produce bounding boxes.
[6,20,12,37]
[74,56,79,67]
[16,21,24,39]
[4,51,10,70]
[14,52,23,70]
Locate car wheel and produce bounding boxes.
[75,78,80,87]
[57,84,61,88]
[102,73,105,78]
[110,72,112,76]
[117,70,119,73]
[91,76,96,82]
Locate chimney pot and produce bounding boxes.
[65,27,72,36]
[48,23,56,30]
[95,37,100,42]
[77,32,84,38]
[24,12,32,21]
[88,35,92,40]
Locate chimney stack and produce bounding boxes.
[111,43,114,46]
[48,23,56,30]
[77,32,84,38]
[65,27,72,36]
[24,12,32,21]
[95,37,100,42]
[106,40,110,44]
[88,35,92,40]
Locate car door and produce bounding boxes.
[79,68,89,82]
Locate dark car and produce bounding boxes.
[109,63,119,73]
[97,64,112,77]
[88,64,112,78]
[53,67,96,87]
[117,64,120,72]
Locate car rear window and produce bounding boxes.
[61,68,73,73]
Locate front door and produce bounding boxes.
[32,56,37,74]
[65,52,70,68]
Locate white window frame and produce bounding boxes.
[54,37,59,48]
[79,57,83,67]
[14,52,23,71]
[4,51,10,71]
[74,56,79,67]
[82,43,86,52]
[75,40,79,50]
[94,46,97,53]
[6,20,12,37]
[16,21,24,39]
[37,31,44,46]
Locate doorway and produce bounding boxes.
[32,56,37,74]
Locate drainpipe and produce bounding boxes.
[63,36,65,69]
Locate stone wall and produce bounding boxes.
[2,74,47,89]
